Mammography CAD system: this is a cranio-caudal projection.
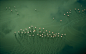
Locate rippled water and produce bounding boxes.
[0,0,86,54]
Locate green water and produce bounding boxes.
[0,0,86,54]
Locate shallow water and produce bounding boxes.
[0,0,86,54]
